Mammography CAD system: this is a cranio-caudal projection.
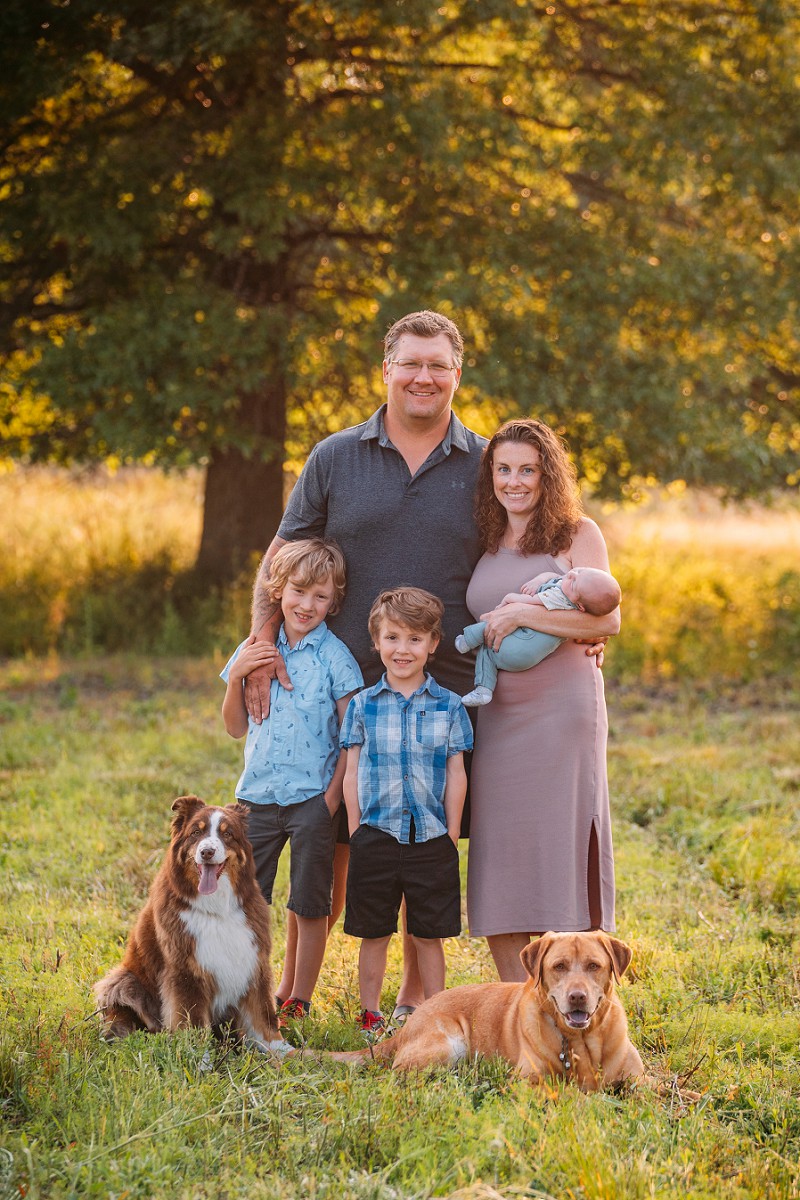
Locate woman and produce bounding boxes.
[466,419,620,982]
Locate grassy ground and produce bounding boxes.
[1,657,798,1199]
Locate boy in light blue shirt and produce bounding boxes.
[221,539,363,1020]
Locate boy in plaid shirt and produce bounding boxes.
[340,587,473,1036]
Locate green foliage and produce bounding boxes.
[1,1,799,580]
[607,545,800,685]
[0,660,798,1198]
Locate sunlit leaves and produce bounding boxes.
[0,0,798,512]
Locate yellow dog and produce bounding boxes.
[331,931,645,1091]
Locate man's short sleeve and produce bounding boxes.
[277,444,329,541]
[339,694,365,749]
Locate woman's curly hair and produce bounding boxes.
[475,419,583,556]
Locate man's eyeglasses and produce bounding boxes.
[388,359,458,378]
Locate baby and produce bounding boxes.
[457,566,621,706]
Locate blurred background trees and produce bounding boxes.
[1,0,798,582]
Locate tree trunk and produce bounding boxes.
[195,381,286,584]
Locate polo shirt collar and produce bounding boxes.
[277,620,328,653]
[360,405,470,455]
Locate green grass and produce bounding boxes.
[1,658,798,1198]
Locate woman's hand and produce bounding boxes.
[481,603,612,665]
[479,602,530,650]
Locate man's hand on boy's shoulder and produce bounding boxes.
[244,642,293,724]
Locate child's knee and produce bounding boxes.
[411,935,444,951]
[362,934,392,952]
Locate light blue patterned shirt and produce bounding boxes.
[340,673,473,843]
[221,623,363,806]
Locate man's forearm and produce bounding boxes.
[250,592,281,640]
[250,538,287,638]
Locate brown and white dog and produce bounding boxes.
[330,931,645,1091]
[94,795,287,1056]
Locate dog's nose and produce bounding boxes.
[567,989,587,1008]
[200,846,217,861]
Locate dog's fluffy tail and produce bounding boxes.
[94,966,162,1035]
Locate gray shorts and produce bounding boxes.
[240,794,335,918]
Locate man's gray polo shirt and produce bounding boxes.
[278,405,487,691]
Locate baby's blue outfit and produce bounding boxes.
[461,577,576,693]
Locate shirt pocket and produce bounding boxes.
[414,710,451,750]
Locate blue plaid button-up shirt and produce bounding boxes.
[340,673,473,843]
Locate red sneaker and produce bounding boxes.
[278,997,310,1029]
[358,1008,386,1039]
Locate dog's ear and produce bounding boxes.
[601,935,633,981]
[520,934,552,985]
[227,802,250,826]
[170,795,205,834]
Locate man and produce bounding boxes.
[246,309,485,711]
[245,310,485,1019]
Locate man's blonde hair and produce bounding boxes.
[367,586,444,644]
[265,539,347,616]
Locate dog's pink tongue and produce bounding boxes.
[198,863,219,896]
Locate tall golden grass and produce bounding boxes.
[1,464,798,680]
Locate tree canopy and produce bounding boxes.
[1,0,798,580]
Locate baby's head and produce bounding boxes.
[265,539,347,616]
[561,567,621,615]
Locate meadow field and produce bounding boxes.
[1,468,799,1199]
[2,466,800,681]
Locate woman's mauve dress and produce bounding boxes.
[465,548,616,935]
